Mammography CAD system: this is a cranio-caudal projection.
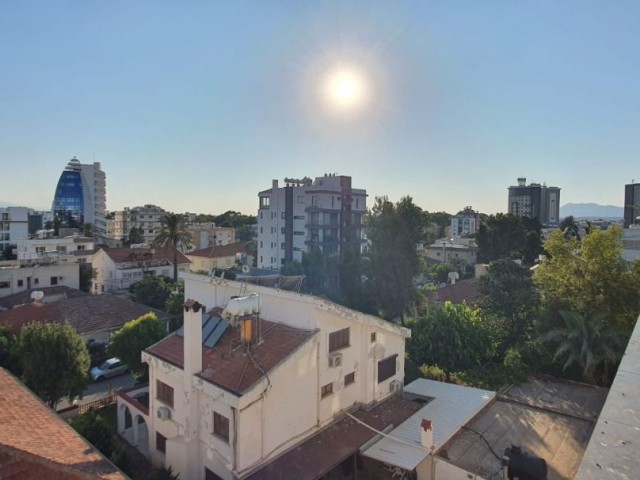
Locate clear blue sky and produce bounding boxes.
[1,1,638,215]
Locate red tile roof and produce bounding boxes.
[247,396,422,480]
[186,241,250,259]
[0,368,126,479]
[146,317,317,395]
[0,295,169,336]
[0,286,89,311]
[427,280,480,305]
[100,246,190,265]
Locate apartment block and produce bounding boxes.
[508,177,560,226]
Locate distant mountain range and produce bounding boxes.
[560,203,623,219]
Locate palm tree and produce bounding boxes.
[154,213,193,282]
[541,310,627,385]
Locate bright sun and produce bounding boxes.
[324,67,368,113]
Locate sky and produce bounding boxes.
[1,1,639,215]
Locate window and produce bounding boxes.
[321,382,333,398]
[329,327,350,352]
[0,281,10,289]
[281,212,285,219]
[281,243,285,250]
[205,468,224,480]
[17,279,23,287]
[50,276,58,286]
[213,411,229,442]
[377,354,398,383]
[156,380,174,408]
[297,196,304,204]
[34,278,39,285]
[156,432,166,454]
[293,231,304,236]
[281,227,285,234]
[345,372,355,386]
[370,332,377,343]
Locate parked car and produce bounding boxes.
[90,358,128,381]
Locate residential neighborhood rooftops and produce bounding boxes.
[0,368,126,480]
[186,241,250,259]
[439,377,608,480]
[426,279,480,305]
[247,395,422,480]
[146,315,317,395]
[0,294,169,336]
[98,246,190,265]
[0,286,89,311]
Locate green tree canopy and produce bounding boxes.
[154,213,193,281]
[476,213,542,264]
[126,226,144,245]
[18,322,90,408]
[408,302,495,375]
[301,247,328,295]
[534,227,640,332]
[108,312,166,379]
[366,196,423,322]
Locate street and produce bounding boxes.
[57,372,137,411]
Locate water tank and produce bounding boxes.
[225,293,261,316]
[504,445,547,480]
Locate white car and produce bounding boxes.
[90,358,128,381]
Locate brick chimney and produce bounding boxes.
[421,419,434,451]
[183,299,203,378]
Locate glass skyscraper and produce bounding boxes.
[52,157,107,236]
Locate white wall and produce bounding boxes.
[0,262,79,297]
[434,457,483,480]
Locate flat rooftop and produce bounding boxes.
[439,377,608,480]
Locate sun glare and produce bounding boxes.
[323,66,369,113]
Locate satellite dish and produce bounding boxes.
[242,265,250,274]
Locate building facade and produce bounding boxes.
[117,273,410,480]
[257,175,367,269]
[0,261,80,298]
[624,182,640,228]
[107,204,167,244]
[188,224,236,250]
[52,157,107,236]
[16,236,95,261]
[450,206,480,237]
[0,207,28,257]
[508,177,560,226]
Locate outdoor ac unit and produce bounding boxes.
[389,380,402,393]
[157,406,171,421]
[328,352,343,368]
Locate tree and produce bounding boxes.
[1,244,17,260]
[83,223,94,237]
[154,213,193,282]
[476,213,542,264]
[0,325,18,374]
[301,248,327,295]
[478,258,540,352]
[236,224,254,241]
[79,263,96,293]
[559,216,580,239]
[338,249,375,314]
[366,196,423,322]
[127,226,144,245]
[18,322,90,408]
[281,260,304,276]
[68,409,114,456]
[108,313,166,379]
[541,311,627,385]
[534,227,640,332]
[408,302,495,376]
[132,275,174,310]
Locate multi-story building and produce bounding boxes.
[450,206,480,237]
[508,177,560,226]
[51,157,107,237]
[90,246,190,294]
[257,174,366,269]
[624,182,640,228]
[15,236,95,262]
[0,261,80,298]
[0,207,28,257]
[107,204,167,243]
[188,224,236,250]
[117,272,411,479]
[185,241,252,272]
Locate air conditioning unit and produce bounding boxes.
[328,352,343,368]
[389,380,402,393]
[157,406,171,421]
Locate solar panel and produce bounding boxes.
[201,315,218,343]
[204,318,229,348]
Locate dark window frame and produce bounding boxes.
[156,380,174,408]
[156,432,167,454]
[321,382,333,398]
[329,327,350,352]
[377,354,398,383]
[344,372,355,386]
[213,411,230,443]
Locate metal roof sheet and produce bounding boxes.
[361,379,494,470]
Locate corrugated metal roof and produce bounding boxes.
[361,379,495,470]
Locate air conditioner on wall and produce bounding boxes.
[157,406,171,420]
[389,380,402,393]
[328,352,343,368]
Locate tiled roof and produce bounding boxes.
[0,368,126,479]
[247,396,422,480]
[99,246,190,265]
[0,286,89,311]
[146,317,317,395]
[186,241,250,259]
[427,280,480,305]
[0,294,169,336]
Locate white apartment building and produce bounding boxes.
[257,174,366,270]
[0,261,79,298]
[450,206,480,238]
[0,207,29,257]
[117,273,410,480]
[16,236,95,262]
[91,246,191,294]
[188,224,236,250]
[107,205,167,244]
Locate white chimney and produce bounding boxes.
[421,419,434,451]
[183,299,203,378]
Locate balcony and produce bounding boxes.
[117,383,150,457]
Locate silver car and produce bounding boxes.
[90,358,128,381]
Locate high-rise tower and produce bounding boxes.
[52,157,107,236]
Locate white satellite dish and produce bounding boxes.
[242,265,250,274]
